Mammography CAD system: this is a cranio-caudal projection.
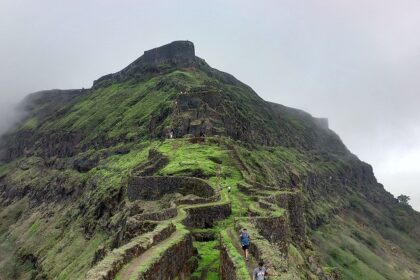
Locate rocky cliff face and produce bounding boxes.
[141,40,195,64]
[92,40,198,89]
[0,41,419,280]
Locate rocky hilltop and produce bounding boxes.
[0,41,419,280]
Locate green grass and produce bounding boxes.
[313,216,417,280]
[0,163,11,177]
[191,240,220,279]
[41,77,174,143]
[158,138,232,178]
[220,230,250,279]
[0,198,110,280]
[288,244,304,266]
[22,117,39,129]
[28,220,41,235]
[33,68,217,146]
[326,246,387,280]
[84,142,154,201]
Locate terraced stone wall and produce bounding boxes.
[127,176,215,200]
[267,192,306,243]
[139,233,198,280]
[251,216,290,254]
[86,224,176,280]
[183,203,231,228]
[220,244,239,280]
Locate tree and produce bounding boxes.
[397,194,410,205]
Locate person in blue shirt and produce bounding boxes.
[240,228,251,261]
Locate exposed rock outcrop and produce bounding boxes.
[141,41,195,65]
[266,192,306,243]
[251,216,290,254]
[93,41,197,89]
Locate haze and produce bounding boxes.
[1,0,419,210]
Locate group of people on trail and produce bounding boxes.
[240,228,270,280]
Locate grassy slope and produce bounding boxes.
[21,69,205,146]
[314,216,419,280]
[0,141,156,279]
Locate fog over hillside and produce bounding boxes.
[0,100,23,138]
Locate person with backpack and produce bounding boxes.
[240,228,250,261]
[253,260,268,280]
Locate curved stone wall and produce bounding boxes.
[127,176,215,201]
[183,203,231,228]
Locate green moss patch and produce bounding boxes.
[191,240,220,279]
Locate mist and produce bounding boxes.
[0,100,24,138]
[0,0,419,210]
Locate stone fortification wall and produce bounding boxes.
[127,176,215,201]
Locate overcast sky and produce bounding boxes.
[1,0,419,210]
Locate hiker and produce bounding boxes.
[240,228,250,261]
[169,129,174,139]
[253,260,268,280]
[227,186,232,193]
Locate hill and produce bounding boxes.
[0,41,419,280]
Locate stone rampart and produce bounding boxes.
[127,176,215,201]
[183,203,231,228]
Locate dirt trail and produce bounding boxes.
[227,228,256,279]
[118,230,182,280]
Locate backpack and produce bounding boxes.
[241,232,250,246]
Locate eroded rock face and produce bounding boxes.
[252,216,290,254]
[93,41,198,89]
[266,192,306,244]
[141,41,195,65]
